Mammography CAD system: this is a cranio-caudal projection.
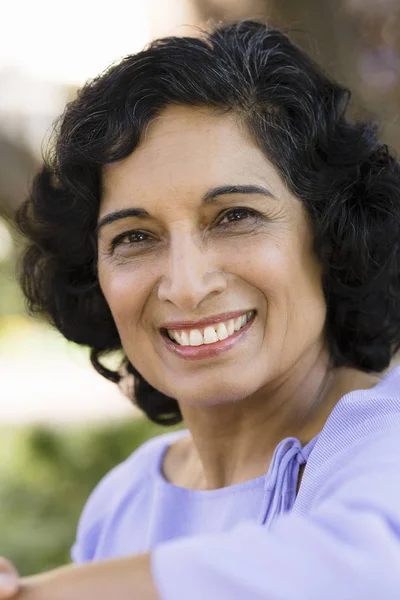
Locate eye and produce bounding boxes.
[111,230,151,250]
[217,207,260,226]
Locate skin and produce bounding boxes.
[7,556,157,600]
[0,560,19,599]
[98,105,378,489]
[2,104,379,599]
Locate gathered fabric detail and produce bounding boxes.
[257,436,318,526]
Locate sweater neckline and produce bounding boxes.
[151,368,399,499]
[153,431,317,500]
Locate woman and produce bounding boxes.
[3,19,400,599]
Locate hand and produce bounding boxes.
[0,558,20,599]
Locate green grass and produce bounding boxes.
[0,419,181,575]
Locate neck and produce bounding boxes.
[176,352,379,490]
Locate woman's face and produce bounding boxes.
[98,106,327,406]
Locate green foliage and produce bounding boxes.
[0,419,181,575]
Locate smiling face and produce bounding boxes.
[97,105,328,407]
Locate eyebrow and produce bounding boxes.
[97,208,150,232]
[97,184,273,232]
[203,184,273,203]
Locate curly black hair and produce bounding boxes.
[16,20,400,425]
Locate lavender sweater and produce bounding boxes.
[72,366,400,599]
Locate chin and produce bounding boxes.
[170,380,255,408]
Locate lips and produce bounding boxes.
[160,310,256,359]
[163,310,255,347]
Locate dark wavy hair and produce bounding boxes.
[16,20,400,425]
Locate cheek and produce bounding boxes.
[231,236,295,298]
[98,264,153,336]
[276,250,326,343]
[240,236,325,324]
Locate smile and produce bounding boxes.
[160,310,256,361]
[165,310,255,347]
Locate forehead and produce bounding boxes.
[101,105,283,205]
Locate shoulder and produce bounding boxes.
[81,430,186,517]
[323,365,400,446]
[295,366,400,513]
[71,429,185,562]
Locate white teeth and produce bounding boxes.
[204,326,218,344]
[189,329,203,346]
[167,330,177,342]
[216,322,229,341]
[180,331,190,346]
[167,311,255,346]
[234,317,242,331]
[227,319,235,336]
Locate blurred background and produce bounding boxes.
[1,0,399,576]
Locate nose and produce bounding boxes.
[157,234,227,311]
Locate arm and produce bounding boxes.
[7,427,400,600]
[16,555,159,600]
